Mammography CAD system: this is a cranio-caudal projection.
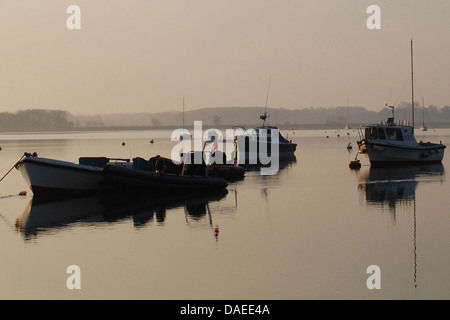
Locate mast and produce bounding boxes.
[260,74,271,127]
[411,39,415,131]
[422,96,425,128]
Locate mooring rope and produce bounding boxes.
[0,153,27,183]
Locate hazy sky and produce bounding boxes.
[1,1,450,115]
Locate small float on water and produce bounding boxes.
[347,142,353,151]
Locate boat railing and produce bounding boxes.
[376,117,411,126]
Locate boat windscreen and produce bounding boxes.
[385,128,404,141]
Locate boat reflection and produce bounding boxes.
[358,164,445,212]
[240,154,297,173]
[15,190,229,241]
[357,163,444,291]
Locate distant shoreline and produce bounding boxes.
[2,105,449,133]
[2,122,450,134]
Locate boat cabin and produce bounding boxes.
[254,126,291,144]
[359,120,418,146]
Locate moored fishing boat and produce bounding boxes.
[356,108,445,166]
[356,40,446,167]
[15,152,228,200]
[15,153,124,199]
[234,112,297,164]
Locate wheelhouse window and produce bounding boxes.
[365,127,378,140]
[385,128,404,141]
[378,128,386,139]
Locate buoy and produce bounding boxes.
[214,225,219,240]
[349,159,361,169]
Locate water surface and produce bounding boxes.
[0,128,449,300]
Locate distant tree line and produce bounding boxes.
[0,109,74,132]
[2,104,450,132]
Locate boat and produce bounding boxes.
[15,152,228,200]
[102,157,228,191]
[15,153,123,199]
[180,150,245,180]
[234,112,297,165]
[160,138,246,180]
[356,40,446,167]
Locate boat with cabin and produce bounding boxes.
[356,40,445,166]
[234,112,297,165]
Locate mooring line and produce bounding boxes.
[0,153,26,183]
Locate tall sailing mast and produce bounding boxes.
[411,39,415,131]
[420,96,427,131]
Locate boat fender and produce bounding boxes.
[349,159,361,169]
[155,157,166,173]
[24,152,38,157]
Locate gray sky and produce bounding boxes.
[1,0,449,115]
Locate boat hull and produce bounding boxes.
[102,164,228,191]
[15,156,115,199]
[15,155,228,199]
[238,141,297,164]
[361,140,446,166]
[156,155,245,180]
[235,125,297,165]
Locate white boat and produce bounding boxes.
[15,154,121,199]
[15,153,228,200]
[234,112,297,164]
[357,107,445,166]
[356,40,446,167]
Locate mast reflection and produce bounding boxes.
[358,163,445,290]
[358,164,444,214]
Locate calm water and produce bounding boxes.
[0,128,449,300]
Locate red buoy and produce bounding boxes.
[349,159,361,169]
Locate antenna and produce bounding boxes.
[260,74,271,126]
[264,74,271,112]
